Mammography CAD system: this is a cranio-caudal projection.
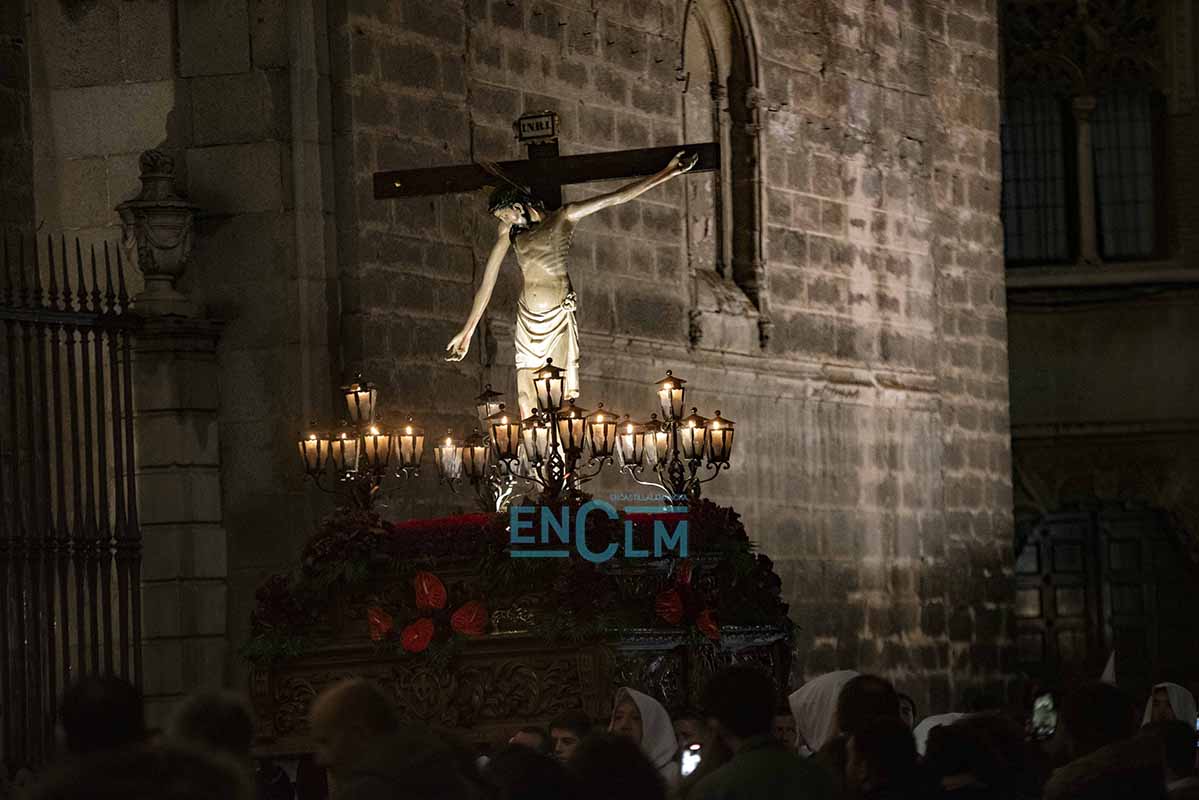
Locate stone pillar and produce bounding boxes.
[132,318,226,726]
[1072,96,1101,265]
[119,148,226,726]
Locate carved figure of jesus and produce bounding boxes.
[445,152,698,418]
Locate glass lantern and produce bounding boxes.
[433,430,462,482]
[297,429,328,476]
[617,417,644,466]
[487,405,522,461]
[475,384,504,426]
[342,375,377,424]
[394,416,424,470]
[329,427,361,474]
[706,411,736,464]
[677,409,709,461]
[521,413,550,464]
[588,404,619,460]
[555,400,590,452]
[654,370,687,421]
[532,359,567,412]
[461,430,490,479]
[361,425,392,471]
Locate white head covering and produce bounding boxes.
[913,712,967,755]
[612,687,680,786]
[1142,682,1198,729]
[788,670,859,752]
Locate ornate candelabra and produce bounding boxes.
[616,371,736,501]
[299,365,736,512]
[296,376,424,510]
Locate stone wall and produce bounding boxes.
[15,0,1014,718]
[332,0,1013,712]
[23,0,339,725]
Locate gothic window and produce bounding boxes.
[1001,0,1164,266]
[679,0,768,350]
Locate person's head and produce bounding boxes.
[548,712,590,763]
[701,666,776,747]
[484,744,576,800]
[168,691,255,761]
[610,696,643,743]
[671,710,708,750]
[1142,720,1197,781]
[568,733,666,800]
[897,692,916,729]
[1150,688,1176,722]
[488,186,544,227]
[773,707,798,747]
[836,674,900,739]
[59,675,146,756]
[509,726,550,753]
[1056,681,1137,762]
[308,679,399,781]
[846,716,917,793]
[31,742,252,800]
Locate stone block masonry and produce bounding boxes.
[331,0,1014,712]
[20,0,1012,718]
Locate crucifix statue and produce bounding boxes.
[373,112,718,418]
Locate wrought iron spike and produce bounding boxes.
[31,232,44,309]
[115,240,129,308]
[1,231,9,306]
[17,232,28,308]
[89,243,102,313]
[47,234,59,312]
[102,241,116,314]
[75,237,88,312]
[60,235,72,311]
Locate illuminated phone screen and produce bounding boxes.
[681,744,702,777]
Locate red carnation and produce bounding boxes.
[451,601,488,637]
[413,572,447,610]
[655,589,684,625]
[401,618,435,652]
[696,609,720,641]
[367,606,394,642]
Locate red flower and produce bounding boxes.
[451,601,488,637]
[413,572,447,610]
[675,559,693,587]
[696,609,720,641]
[367,606,394,642]
[401,618,435,652]
[655,589,684,625]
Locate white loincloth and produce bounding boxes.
[514,292,580,398]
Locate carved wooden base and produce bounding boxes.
[250,627,789,756]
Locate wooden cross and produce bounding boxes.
[373,111,719,209]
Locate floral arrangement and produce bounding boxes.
[244,499,792,665]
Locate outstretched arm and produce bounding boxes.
[562,151,698,223]
[445,222,511,361]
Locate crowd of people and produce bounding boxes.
[3,667,1197,800]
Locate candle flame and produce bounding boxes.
[712,421,720,429]
[687,420,695,428]
[405,425,413,434]
[663,382,673,390]
[626,423,633,433]
[501,416,508,424]
[596,414,604,422]
[307,433,317,440]
[444,437,452,446]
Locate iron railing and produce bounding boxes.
[0,232,142,771]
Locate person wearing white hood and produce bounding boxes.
[1144,682,1198,729]
[788,670,860,755]
[610,687,681,787]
